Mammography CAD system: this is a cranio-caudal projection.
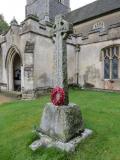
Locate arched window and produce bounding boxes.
[104,56,110,79]
[101,46,119,79]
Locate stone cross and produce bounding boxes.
[53,15,73,105]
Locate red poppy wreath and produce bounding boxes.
[51,86,65,106]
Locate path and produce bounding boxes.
[0,95,13,105]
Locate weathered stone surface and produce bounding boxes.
[40,103,84,143]
[26,0,70,22]
[24,41,35,53]
[22,92,35,100]
[52,15,73,105]
[1,0,120,95]
[29,129,93,152]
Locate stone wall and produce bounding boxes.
[0,16,76,94]
[79,39,120,90]
[67,44,76,84]
[33,35,76,90]
[73,11,120,90]
[0,25,23,89]
[74,11,120,39]
[26,0,49,21]
[33,35,54,89]
[1,9,120,93]
[26,0,70,22]
[49,0,70,21]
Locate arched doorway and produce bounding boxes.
[13,54,21,91]
[5,46,22,92]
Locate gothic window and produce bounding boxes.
[112,56,118,79]
[102,46,119,80]
[104,57,110,79]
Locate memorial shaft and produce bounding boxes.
[53,15,73,105]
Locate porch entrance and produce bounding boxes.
[6,46,23,92]
[13,54,21,91]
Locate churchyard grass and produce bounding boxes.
[0,89,120,160]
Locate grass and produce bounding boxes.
[0,89,120,160]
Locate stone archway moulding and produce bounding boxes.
[5,45,23,91]
[5,45,23,68]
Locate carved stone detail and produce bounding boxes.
[24,65,33,80]
[52,15,73,105]
[24,41,35,53]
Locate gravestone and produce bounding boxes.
[30,15,92,152]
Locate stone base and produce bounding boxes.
[22,90,36,100]
[30,129,93,152]
[40,103,84,143]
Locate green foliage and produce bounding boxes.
[0,14,9,34]
[0,90,120,160]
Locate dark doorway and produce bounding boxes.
[13,54,21,91]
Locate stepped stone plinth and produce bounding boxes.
[40,103,84,142]
[30,103,92,152]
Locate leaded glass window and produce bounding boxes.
[112,56,118,79]
[102,46,119,80]
[104,57,110,79]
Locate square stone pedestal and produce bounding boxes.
[30,103,92,152]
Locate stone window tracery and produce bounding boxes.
[92,21,105,31]
[101,46,120,80]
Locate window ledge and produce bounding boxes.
[102,79,120,82]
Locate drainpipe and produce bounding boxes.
[75,44,80,85]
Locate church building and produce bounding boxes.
[0,0,120,98]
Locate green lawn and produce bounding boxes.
[0,89,120,160]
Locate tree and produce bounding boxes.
[0,14,9,34]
